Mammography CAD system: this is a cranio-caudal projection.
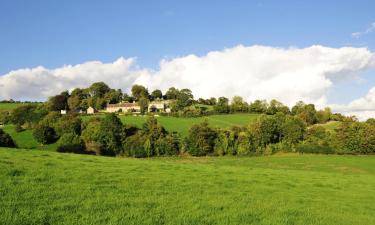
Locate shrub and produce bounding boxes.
[32,124,58,144]
[122,133,148,157]
[185,121,218,156]
[81,114,123,156]
[54,114,82,136]
[154,134,180,156]
[56,133,85,153]
[0,129,16,148]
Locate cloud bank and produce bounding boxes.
[1,45,375,119]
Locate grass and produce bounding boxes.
[317,121,342,132]
[83,113,261,136]
[0,103,38,111]
[0,148,374,224]
[1,125,57,151]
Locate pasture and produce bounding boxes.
[0,103,37,111]
[83,113,261,136]
[0,148,374,225]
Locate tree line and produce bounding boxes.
[0,82,374,156]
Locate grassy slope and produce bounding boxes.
[1,148,374,225]
[84,113,261,136]
[0,103,24,111]
[1,125,57,151]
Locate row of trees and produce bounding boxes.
[1,110,374,156]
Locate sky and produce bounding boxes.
[1,0,375,119]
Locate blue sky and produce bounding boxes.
[1,0,374,73]
[0,0,375,118]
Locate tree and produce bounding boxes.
[89,82,110,98]
[32,124,58,144]
[0,129,16,148]
[280,116,306,144]
[185,121,218,156]
[104,89,123,104]
[131,84,149,100]
[81,114,123,156]
[54,114,82,136]
[230,96,248,113]
[266,99,290,115]
[249,115,280,148]
[249,100,268,113]
[151,89,163,100]
[48,93,69,111]
[316,107,332,123]
[11,104,44,127]
[56,133,85,153]
[214,97,230,113]
[138,97,149,114]
[165,87,179,100]
[175,89,193,110]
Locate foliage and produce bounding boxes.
[32,124,58,144]
[185,121,218,156]
[56,133,85,153]
[0,129,16,147]
[214,97,230,113]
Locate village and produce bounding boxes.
[60,100,172,115]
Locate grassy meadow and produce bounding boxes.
[83,113,261,136]
[1,125,57,151]
[0,148,374,225]
[0,103,38,111]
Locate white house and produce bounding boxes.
[148,100,171,112]
[87,107,96,114]
[106,102,141,113]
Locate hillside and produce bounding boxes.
[83,113,261,136]
[1,148,374,225]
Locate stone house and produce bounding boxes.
[106,102,141,113]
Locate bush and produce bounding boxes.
[122,133,148,157]
[32,124,58,144]
[0,129,16,148]
[154,134,180,156]
[54,114,82,136]
[81,114,123,156]
[56,133,85,153]
[185,121,218,156]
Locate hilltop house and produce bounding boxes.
[106,102,141,113]
[148,100,171,112]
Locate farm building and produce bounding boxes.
[106,102,141,113]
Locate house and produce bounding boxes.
[148,100,171,112]
[60,110,67,115]
[106,102,141,113]
[87,107,97,114]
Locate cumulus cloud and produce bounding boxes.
[331,87,375,121]
[0,45,375,119]
[0,57,149,101]
[136,45,374,108]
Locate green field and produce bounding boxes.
[0,103,33,111]
[1,148,374,225]
[1,125,57,151]
[84,113,261,136]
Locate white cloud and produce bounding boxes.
[331,87,375,121]
[0,57,149,101]
[0,45,375,119]
[351,22,375,38]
